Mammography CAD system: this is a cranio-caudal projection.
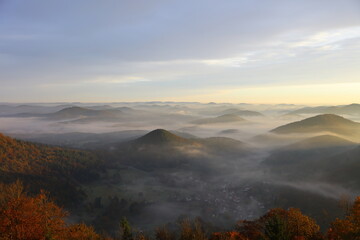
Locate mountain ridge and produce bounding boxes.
[47,106,123,120]
[289,103,360,116]
[271,114,360,136]
[192,113,246,125]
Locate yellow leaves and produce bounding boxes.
[286,208,320,238]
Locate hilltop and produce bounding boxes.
[134,129,193,146]
[289,103,360,116]
[271,114,360,136]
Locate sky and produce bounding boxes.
[0,0,359,104]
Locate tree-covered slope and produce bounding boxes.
[0,133,103,206]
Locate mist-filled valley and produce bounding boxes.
[0,102,359,236]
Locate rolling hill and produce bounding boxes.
[289,103,360,116]
[133,129,193,146]
[262,134,359,187]
[132,129,248,151]
[0,133,103,206]
[0,104,73,116]
[13,130,148,149]
[46,106,123,120]
[271,114,360,137]
[218,108,264,117]
[106,129,201,170]
[105,129,252,171]
[192,114,246,125]
[281,135,356,151]
[319,145,360,188]
[196,137,249,155]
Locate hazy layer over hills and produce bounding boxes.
[107,129,253,172]
[133,129,249,152]
[218,108,264,117]
[289,103,360,116]
[13,130,148,149]
[134,129,194,146]
[283,135,356,150]
[0,104,71,115]
[47,106,124,120]
[263,134,359,190]
[271,114,360,137]
[192,114,246,125]
[0,102,359,232]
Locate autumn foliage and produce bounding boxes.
[211,231,249,240]
[0,133,100,177]
[327,196,360,240]
[235,208,322,240]
[0,181,102,240]
[0,181,359,239]
[0,133,103,206]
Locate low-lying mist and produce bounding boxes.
[1,102,359,232]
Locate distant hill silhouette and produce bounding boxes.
[219,129,240,135]
[289,103,360,116]
[0,104,73,116]
[47,106,123,120]
[196,137,249,154]
[134,129,192,146]
[14,130,148,149]
[219,108,264,117]
[283,135,356,151]
[86,105,114,110]
[192,114,246,125]
[170,131,198,139]
[133,129,249,151]
[108,129,252,170]
[115,106,136,112]
[271,114,360,136]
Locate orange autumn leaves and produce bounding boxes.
[0,192,66,239]
[0,181,102,240]
[0,181,359,240]
[328,196,360,240]
[211,199,360,240]
[232,208,321,240]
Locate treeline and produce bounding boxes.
[0,181,359,240]
[0,133,104,206]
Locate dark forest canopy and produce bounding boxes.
[0,181,359,240]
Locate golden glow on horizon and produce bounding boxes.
[161,82,360,105]
[7,82,359,106]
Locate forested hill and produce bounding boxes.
[0,133,103,206]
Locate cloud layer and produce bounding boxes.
[0,0,359,103]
